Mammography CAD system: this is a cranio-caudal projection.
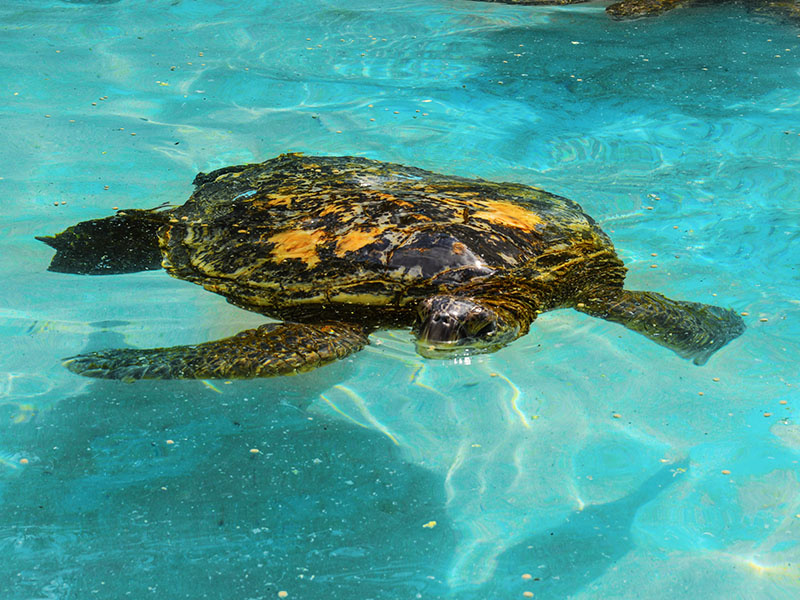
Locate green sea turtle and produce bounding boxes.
[469,0,800,21]
[37,154,744,381]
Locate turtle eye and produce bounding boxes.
[417,301,433,320]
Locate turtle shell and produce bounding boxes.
[160,154,621,323]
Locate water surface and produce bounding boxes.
[1,1,799,598]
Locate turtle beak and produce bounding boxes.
[417,312,469,345]
[415,319,500,359]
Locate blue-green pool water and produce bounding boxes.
[2,0,799,598]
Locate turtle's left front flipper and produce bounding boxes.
[577,290,745,366]
[64,322,369,381]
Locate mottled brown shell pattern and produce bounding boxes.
[159,154,620,322]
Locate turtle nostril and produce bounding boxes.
[432,314,451,325]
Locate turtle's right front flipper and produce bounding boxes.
[64,322,369,381]
[577,290,745,366]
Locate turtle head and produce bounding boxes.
[413,295,520,359]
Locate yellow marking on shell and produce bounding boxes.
[214,171,243,182]
[498,252,518,265]
[201,278,282,295]
[262,194,296,206]
[472,200,545,231]
[198,256,272,280]
[329,292,392,305]
[371,191,413,208]
[179,225,196,244]
[284,293,329,304]
[267,229,327,268]
[537,248,608,277]
[324,205,365,225]
[319,203,344,217]
[334,227,384,257]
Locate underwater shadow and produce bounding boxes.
[484,458,690,599]
[0,361,457,599]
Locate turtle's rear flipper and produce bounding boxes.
[63,322,369,381]
[578,290,745,365]
[36,209,167,275]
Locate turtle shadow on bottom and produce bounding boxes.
[0,377,454,599]
[36,154,745,381]
[479,458,689,599]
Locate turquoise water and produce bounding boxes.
[2,0,799,597]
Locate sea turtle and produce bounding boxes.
[468,0,800,21]
[38,154,744,381]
